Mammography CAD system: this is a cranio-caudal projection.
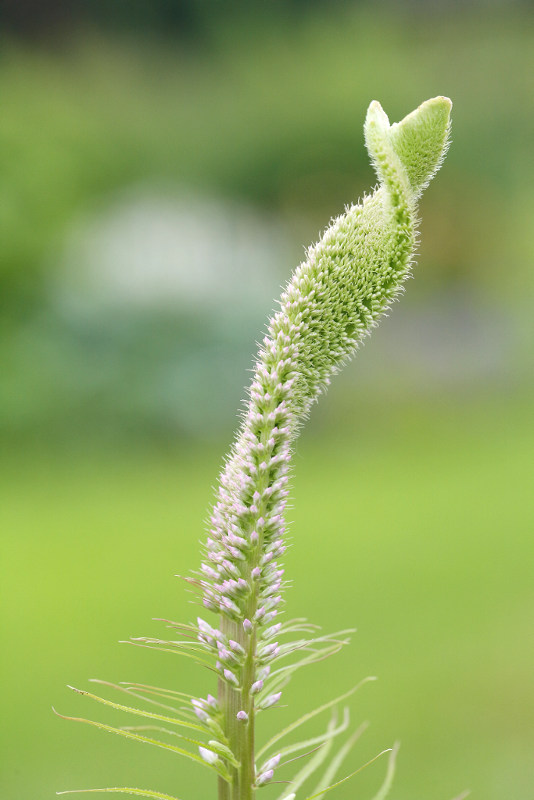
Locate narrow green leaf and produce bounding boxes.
[369,741,399,800]
[258,644,348,701]
[57,788,181,799]
[303,749,392,800]
[130,637,211,655]
[52,708,231,782]
[119,725,182,733]
[89,681,188,718]
[272,640,351,665]
[123,640,214,669]
[309,723,368,799]
[271,631,354,661]
[120,683,196,700]
[277,621,321,636]
[276,714,338,800]
[276,708,351,760]
[264,642,350,688]
[256,679,375,760]
[115,684,203,722]
[114,728,239,769]
[67,686,207,736]
[272,631,353,658]
[153,618,201,635]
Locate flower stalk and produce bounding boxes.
[58,96,451,800]
[197,96,451,799]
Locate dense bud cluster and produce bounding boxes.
[193,97,451,796]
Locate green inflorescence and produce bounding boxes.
[58,96,452,800]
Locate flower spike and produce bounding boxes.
[60,97,451,800]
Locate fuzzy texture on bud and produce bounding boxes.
[198,97,451,634]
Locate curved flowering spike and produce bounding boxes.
[196,97,452,800]
[202,98,452,631]
[61,97,451,800]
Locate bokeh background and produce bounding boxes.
[1,1,533,798]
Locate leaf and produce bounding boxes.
[309,723,367,799]
[119,683,196,700]
[270,631,354,662]
[115,683,203,721]
[123,640,214,669]
[153,618,202,636]
[258,644,347,704]
[275,631,354,657]
[303,749,392,800]
[260,638,353,698]
[276,708,351,760]
[89,680,190,718]
[275,713,339,800]
[66,686,208,737]
[256,679,375,760]
[115,728,240,769]
[57,788,181,799]
[369,741,399,800]
[130,637,210,655]
[52,708,231,782]
[277,620,321,636]
[119,725,184,734]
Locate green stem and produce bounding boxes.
[218,668,231,800]
[216,392,279,799]
[239,624,256,799]
[219,598,258,799]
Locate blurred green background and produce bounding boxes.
[1,2,533,799]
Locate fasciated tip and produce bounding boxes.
[375,94,452,198]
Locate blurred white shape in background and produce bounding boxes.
[57,185,290,314]
[45,185,293,439]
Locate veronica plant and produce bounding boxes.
[57,96,452,800]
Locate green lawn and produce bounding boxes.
[1,395,533,799]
